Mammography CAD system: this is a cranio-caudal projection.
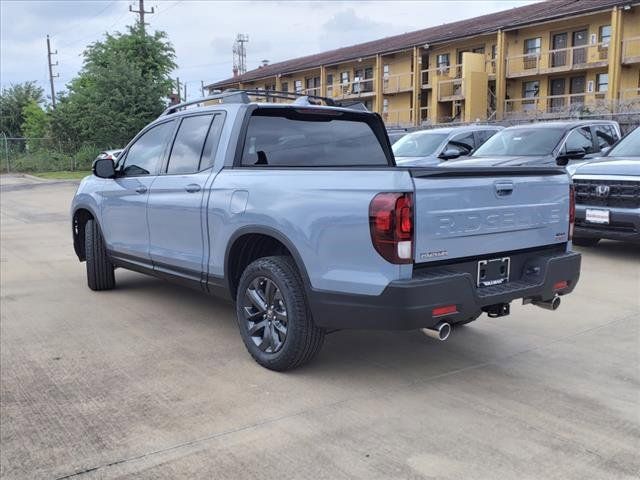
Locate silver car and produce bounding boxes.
[393,125,503,166]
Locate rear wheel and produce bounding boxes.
[573,237,600,247]
[236,256,324,371]
[85,219,115,291]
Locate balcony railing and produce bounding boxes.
[438,78,463,101]
[302,87,322,96]
[504,92,612,118]
[622,36,640,64]
[420,63,462,88]
[382,109,414,127]
[330,78,376,100]
[382,72,414,94]
[506,42,609,77]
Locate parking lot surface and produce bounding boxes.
[1,175,639,480]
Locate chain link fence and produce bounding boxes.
[0,136,104,174]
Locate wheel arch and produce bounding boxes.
[224,226,312,301]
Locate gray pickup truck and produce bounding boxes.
[71,91,581,370]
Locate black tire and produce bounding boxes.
[85,219,115,291]
[573,237,600,247]
[235,256,324,371]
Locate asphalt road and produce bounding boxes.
[1,175,639,480]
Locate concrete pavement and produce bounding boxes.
[1,176,638,479]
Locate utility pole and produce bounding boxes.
[46,35,59,108]
[129,0,154,31]
[176,77,181,102]
[200,80,205,98]
[183,82,187,102]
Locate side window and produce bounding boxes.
[593,124,619,150]
[122,121,174,177]
[199,114,225,171]
[447,131,475,154]
[166,114,212,175]
[476,129,498,146]
[564,127,595,154]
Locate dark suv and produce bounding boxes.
[450,120,621,167]
[572,126,640,246]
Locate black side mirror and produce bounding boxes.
[93,158,116,178]
[439,148,461,160]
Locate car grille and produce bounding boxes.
[574,179,640,209]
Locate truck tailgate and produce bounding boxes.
[411,167,570,263]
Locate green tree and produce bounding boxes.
[0,81,45,138]
[21,101,51,152]
[51,23,176,150]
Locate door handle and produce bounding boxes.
[185,184,201,193]
[135,185,147,194]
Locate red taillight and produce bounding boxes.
[569,184,575,241]
[554,280,568,291]
[369,192,413,264]
[432,305,457,317]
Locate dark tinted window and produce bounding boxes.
[477,129,498,145]
[593,124,619,150]
[447,131,475,154]
[199,114,225,170]
[241,112,388,167]
[564,127,595,154]
[167,115,212,174]
[122,121,174,176]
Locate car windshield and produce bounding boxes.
[607,128,640,158]
[392,132,448,157]
[473,127,565,156]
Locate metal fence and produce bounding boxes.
[1,136,103,173]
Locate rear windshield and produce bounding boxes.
[473,127,565,156]
[392,132,449,157]
[241,109,389,167]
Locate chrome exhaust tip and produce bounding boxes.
[532,296,561,311]
[421,322,451,341]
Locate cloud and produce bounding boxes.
[319,8,393,50]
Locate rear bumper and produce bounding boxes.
[575,205,640,243]
[309,250,581,330]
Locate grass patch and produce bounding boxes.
[33,171,92,180]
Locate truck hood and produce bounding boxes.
[394,156,441,166]
[573,158,640,177]
[443,155,555,168]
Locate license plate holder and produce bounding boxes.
[477,257,510,288]
[585,208,610,225]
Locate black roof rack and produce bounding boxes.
[160,89,371,117]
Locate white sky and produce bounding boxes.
[1,0,537,102]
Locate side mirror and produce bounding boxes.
[93,158,116,178]
[557,148,586,165]
[439,148,461,160]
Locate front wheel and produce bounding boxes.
[85,219,115,291]
[236,256,324,371]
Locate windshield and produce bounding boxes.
[607,127,640,158]
[392,132,448,157]
[473,127,565,156]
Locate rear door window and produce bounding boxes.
[166,114,212,174]
[240,110,389,167]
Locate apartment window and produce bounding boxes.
[383,98,389,113]
[596,73,608,92]
[436,53,450,70]
[305,78,314,91]
[294,80,303,93]
[281,82,289,92]
[599,25,611,45]
[491,45,497,59]
[524,38,541,55]
[340,71,350,85]
[326,74,333,86]
[363,100,373,111]
[522,80,540,98]
[383,64,390,77]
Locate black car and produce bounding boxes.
[572,126,640,246]
[447,120,621,167]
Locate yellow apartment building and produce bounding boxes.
[206,0,640,127]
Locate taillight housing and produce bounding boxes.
[369,192,413,264]
[569,184,575,241]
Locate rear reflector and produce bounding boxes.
[432,305,457,317]
[554,280,568,291]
